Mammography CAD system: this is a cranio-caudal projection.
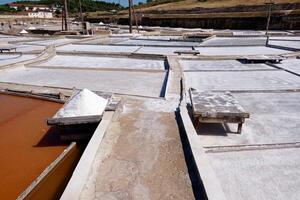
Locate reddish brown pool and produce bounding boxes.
[0,93,67,199]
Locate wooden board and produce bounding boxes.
[0,45,17,52]
[174,50,200,55]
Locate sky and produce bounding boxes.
[0,0,146,7]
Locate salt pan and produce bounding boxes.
[54,88,108,118]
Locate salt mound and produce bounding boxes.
[28,26,36,30]
[54,88,108,118]
[20,29,28,34]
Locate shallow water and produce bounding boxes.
[0,94,66,199]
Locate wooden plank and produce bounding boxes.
[174,50,200,55]
[197,116,245,123]
[47,115,102,126]
[0,45,17,52]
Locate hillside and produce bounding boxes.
[137,0,300,11]
[87,0,300,29]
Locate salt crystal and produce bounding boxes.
[54,88,108,118]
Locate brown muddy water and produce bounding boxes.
[0,93,70,199]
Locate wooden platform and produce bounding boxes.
[239,55,284,64]
[174,50,200,55]
[0,45,17,53]
[189,89,249,134]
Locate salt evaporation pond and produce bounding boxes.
[0,93,67,199]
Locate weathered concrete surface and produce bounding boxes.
[179,105,227,200]
[200,37,267,47]
[136,46,192,55]
[0,36,39,42]
[35,55,165,70]
[116,39,200,47]
[270,36,300,41]
[207,148,300,200]
[16,45,45,52]
[180,59,274,71]
[269,36,300,50]
[0,54,36,67]
[269,40,300,50]
[0,67,166,97]
[22,38,78,46]
[196,92,300,147]
[80,98,194,199]
[184,70,300,91]
[195,46,290,56]
[135,36,182,40]
[76,37,130,45]
[166,56,182,99]
[56,44,140,53]
[232,31,264,36]
[275,59,300,75]
[61,111,115,200]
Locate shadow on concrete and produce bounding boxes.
[186,103,233,136]
[175,109,207,200]
[195,123,233,136]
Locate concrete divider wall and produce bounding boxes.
[178,106,227,200]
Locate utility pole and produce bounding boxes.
[265,0,274,46]
[131,0,139,33]
[128,0,132,33]
[64,0,69,31]
[78,0,84,34]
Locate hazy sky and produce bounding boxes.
[0,0,146,7]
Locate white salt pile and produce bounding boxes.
[20,29,28,34]
[28,27,36,30]
[54,88,108,118]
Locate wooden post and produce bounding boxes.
[265,1,274,46]
[78,0,84,34]
[61,0,64,31]
[131,0,139,33]
[64,0,69,31]
[128,0,132,33]
[237,123,243,134]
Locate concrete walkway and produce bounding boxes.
[79,98,194,199]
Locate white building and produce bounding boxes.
[28,10,53,19]
[8,3,49,11]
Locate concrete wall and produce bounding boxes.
[88,15,300,30]
[139,15,300,30]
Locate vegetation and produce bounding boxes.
[138,0,300,11]
[135,0,184,8]
[0,5,14,12]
